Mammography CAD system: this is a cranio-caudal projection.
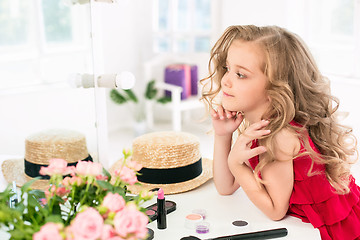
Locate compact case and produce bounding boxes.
[145,200,177,222]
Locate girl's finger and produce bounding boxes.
[249,119,270,131]
[246,146,267,159]
[210,108,218,118]
[217,105,225,120]
[238,128,271,146]
[224,110,233,119]
[235,113,243,124]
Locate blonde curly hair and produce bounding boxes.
[201,25,358,194]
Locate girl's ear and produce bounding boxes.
[266,94,271,102]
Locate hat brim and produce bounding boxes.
[2,158,50,190]
[109,157,213,195]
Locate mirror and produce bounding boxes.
[0,0,98,180]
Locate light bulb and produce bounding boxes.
[116,71,135,89]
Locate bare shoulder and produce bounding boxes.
[272,127,301,162]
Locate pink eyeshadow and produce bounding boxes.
[186,214,202,220]
[146,210,156,215]
[165,202,173,207]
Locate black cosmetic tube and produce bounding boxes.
[157,190,167,229]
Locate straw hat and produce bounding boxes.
[1,129,92,190]
[109,131,212,195]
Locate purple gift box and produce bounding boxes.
[164,64,198,100]
[190,65,198,96]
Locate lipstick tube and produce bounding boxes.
[157,188,167,229]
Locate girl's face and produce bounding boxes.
[221,39,270,122]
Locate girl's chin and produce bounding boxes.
[222,103,239,112]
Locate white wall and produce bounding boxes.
[92,0,154,132]
[219,0,288,29]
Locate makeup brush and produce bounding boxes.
[180,227,288,240]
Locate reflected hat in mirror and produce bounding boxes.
[109,131,213,195]
[1,129,92,190]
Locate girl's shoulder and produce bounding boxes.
[272,126,301,162]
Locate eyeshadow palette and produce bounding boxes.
[145,200,177,222]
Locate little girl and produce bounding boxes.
[201,25,360,240]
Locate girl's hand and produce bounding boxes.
[228,119,271,165]
[211,105,243,136]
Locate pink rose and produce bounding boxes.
[75,161,103,176]
[45,185,56,198]
[70,176,82,186]
[96,175,108,181]
[56,187,70,197]
[113,203,148,239]
[69,207,103,240]
[114,166,138,185]
[101,224,117,240]
[127,161,142,171]
[101,192,125,213]
[62,177,71,187]
[39,198,47,206]
[33,222,63,240]
[40,159,74,176]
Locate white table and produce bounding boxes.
[145,180,321,240]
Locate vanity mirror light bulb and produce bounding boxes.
[98,72,135,89]
[115,71,135,89]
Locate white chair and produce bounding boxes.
[144,53,206,131]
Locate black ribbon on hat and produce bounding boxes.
[137,158,203,184]
[24,155,93,180]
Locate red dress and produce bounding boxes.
[248,123,360,240]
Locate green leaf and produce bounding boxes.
[110,89,127,104]
[0,186,13,205]
[157,96,172,104]
[21,177,41,193]
[124,89,138,103]
[29,189,46,201]
[52,203,62,215]
[102,167,112,181]
[14,202,25,213]
[45,214,63,224]
[96,180,114,191]
[27,193,41,208]
[8,228,32,240]
[112,186,126,198]
[145,80,158,100]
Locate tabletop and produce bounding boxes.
[145,180,321,240]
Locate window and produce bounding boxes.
[305,0,360,78]
[152,0,212,53]
[0,0,92,90]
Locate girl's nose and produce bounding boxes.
[221,74,232,88]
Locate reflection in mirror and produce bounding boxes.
[0,0,92,89]
[0,0,97,184]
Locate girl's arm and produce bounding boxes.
[213,134,240,195]
[228,125,300,220]
[211,106,242,195]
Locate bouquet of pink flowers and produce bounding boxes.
[0,149,153,240]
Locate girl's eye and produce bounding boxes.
[236,73,246,78]
[222,66,229,72]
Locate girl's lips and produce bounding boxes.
[223,91,233,97]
